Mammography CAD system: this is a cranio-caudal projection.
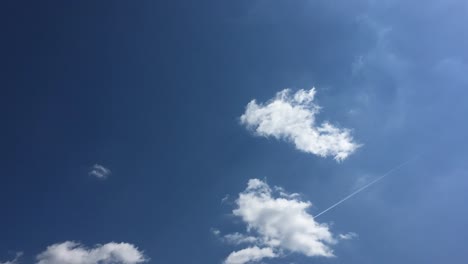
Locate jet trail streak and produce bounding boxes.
[314,158,416,218]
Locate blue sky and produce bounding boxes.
[1,0,468,263]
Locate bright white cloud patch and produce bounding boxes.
[36,241,147,264]
[89,164,111,179]
[223,179,342,264]
[240,88,359,161]
[224,247,276,264]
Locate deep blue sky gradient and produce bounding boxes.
[1,1,468,263]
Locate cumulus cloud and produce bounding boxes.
[222,179,343,264]
[36,241,147,264]
[224,247,276,264]
[88,164,111,179]
[240,88,359,161]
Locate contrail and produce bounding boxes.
[314,157,417,218]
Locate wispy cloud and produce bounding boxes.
[240,88,360,161]
[223,233,258,245]
[212,229,258,246]
[221,179,347,264]
[211,228,221,236]
[0,252,22,264]
[221,194,230,204]
[88,164,111,179]
[224,246,276,264]
[36,241,147,264]
[339,232,358,240]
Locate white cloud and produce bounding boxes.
[221,194,230,204]
[211,228,221,236]
[223,179,344,263]
[88,164,111,179]
[212,229,258,245]
[339,232,358,240]
[224,247,276,264]
[240,88,359,161]
[36,241,147,264]
[223,233,258,245]
[273,186,300,199]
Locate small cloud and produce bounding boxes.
[88,164,111,179]
[224,246,276,264]
[36,241,147,264]
[212,229,258,245]
[339,232,358,240]
[240,88,360,161]
[211,228,221,236]
[221,194,230,204]
[223,233,258,245]
[274,186,300,199]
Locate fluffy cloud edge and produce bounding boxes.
[240,88,360,161]
[224,247,276,264]
[221,179,352,264]
[36,241,147,264]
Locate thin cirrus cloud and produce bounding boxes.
[221,179,351,264]
[0,252,22,264]
[223,233,258,245]
[88,164,111,179]
[36,241,147,264]
[240,88,360,161]
[339,232,358,240]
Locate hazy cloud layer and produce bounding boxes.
[36,241,147,264]
[240,88,359,161]
[223,179,343,264]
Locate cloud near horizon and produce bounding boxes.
[224,246,276,264]
[36,241,147,264]
[222,179,343,264]
[240,88,360,161]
